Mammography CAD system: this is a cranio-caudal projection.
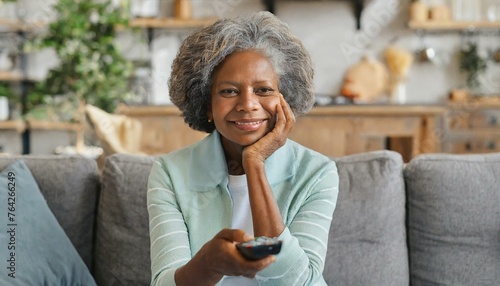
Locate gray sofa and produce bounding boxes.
[1,150,499,285]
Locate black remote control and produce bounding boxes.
[236,236,282,260]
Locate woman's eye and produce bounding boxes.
[220,89,238,96]
[255,88,274,95]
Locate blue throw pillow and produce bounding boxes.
[0,160,96,285]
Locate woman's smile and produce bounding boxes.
[231,119,268,131]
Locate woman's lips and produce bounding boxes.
[231,119,266,131]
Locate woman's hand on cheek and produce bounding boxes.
[197,229,275,279]
[243,93,295,167]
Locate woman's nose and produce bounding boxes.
[236,88,259,111]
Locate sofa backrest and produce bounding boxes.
[324,150,409,285]
[94,150,408,285]
[5,150,498,285]
[93,153,154,286]
[405,152,500,285]
[0,156,100,271]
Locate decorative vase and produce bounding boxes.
[410,1,428,22]
[174,0,192,20]
[390,82,407,104]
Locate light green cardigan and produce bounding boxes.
[147,131,339,286]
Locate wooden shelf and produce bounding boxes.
[409,20,500,31]
[129,17,217,29]
[3,17,218,32]
[27,120,83,132]
[0,70,23,82]
[116,104,182,116]
[448,96,500,108]
[1,120,86,132]
[0,18,47,31]
[0,120,25,132]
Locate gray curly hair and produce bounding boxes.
[169,11,315,133]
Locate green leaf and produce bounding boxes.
[25,0,133,113]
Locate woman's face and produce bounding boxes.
[208,50,280,150]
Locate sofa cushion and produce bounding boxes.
[324,150,409,285]
[405,153,500,285]
[94,153,154,286]
[0,156,99,270]
[0,160,96,285]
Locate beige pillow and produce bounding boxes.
[85,104,144,155]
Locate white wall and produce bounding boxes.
[120,0,500,104]
[4,0,499,105]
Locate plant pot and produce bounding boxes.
[0,96,9,120]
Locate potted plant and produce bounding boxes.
[25,0,134,150]
[458,42,488,96]
[27,0,133,113]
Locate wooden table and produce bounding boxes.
[116,104,447,161]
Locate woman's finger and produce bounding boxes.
[216,228,253,243]
[249,255,276,271]
[281,94,295,120]
[274,102,286,131]
[241,255,276,277]
[279,93,295,134]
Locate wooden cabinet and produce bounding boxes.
[117,104,447,161]
[443,101,500,154]
[289,105,446,161]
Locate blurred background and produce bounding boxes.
[0,0,499,163]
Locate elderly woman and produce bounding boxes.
[147,11,339,286]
